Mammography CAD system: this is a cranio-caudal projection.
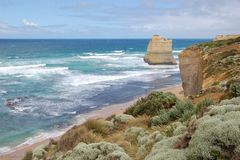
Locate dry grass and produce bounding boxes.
[36,116,159,159]
[127,115,151,129]
[57,125,102,152]
[106,132,138,158]
[84,119,110,136]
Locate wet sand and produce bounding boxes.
[0,84,183,160]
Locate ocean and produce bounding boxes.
[0,39,208,153]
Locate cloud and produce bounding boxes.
[65,0,240,38]
[22,19,38,27]
[1,0,240,38]
[0,20,67,38]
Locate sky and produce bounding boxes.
[0,0,239,39]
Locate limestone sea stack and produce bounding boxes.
[144,35,176,65]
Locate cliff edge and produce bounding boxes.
[179,35,240,97]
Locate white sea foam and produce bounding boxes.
[0,64,69,77]
[113,50,123,53]
[0,90,7,94]
[83,52,125,56]
[173,50,183,53]
[78,55,120,61]
[0,146,11,154]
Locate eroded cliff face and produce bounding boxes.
[144,35,176,65]
[179,36,240,96]
[179,48,204,96]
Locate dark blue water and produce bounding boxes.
[0,39,208,153]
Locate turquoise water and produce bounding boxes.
[0,39,208,153]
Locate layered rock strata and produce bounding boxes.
[144,35,176,65]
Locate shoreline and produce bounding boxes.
[0,84,183,160]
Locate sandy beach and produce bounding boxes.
[0,84,183,160]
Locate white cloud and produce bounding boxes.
[22,19,38,27]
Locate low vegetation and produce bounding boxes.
[198,36,240,50]
[151,100,195,126]
[125,91,179,116]
[23,89,240,160]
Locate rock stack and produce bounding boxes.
[144,35,176,65]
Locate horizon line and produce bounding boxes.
[0,37,212,40]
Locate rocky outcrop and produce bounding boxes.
[214,34,240,41]
[144,35,176,65]
[179,36,240,96]
[179,48,204,96]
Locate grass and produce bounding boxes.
[57,125,102,152]
[84,119,110,136]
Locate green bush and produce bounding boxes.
[229,82,240,97]
[125,91,179,117]
[226,78,240,98]
[212,81,220,86]
[151,101,195,126]
[195,98,214,115]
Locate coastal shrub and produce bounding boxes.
[57,125,101,152]
[187,101,240,159]
[111,114,135,125]
[32,145,47,160]
[229,82,240,97]
[195,98,214,117]
[137,131,165,159]
[173,125,187,136]
[145,135,186,160]
[22,150,33,160]
[226,78,240,97]
[124,127,166,159]
[188,114,240,159]
[125,91,179,117]
[207,104,240,116]
[124,127,148,145]
[220,97,240,105]
[212,81,220,86]
[57,141,132,160]
[151,101,195,126]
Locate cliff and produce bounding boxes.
[22,37,240,160]
[214,34,240,41]
[144,35,176,65]
[179,36,240,97]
